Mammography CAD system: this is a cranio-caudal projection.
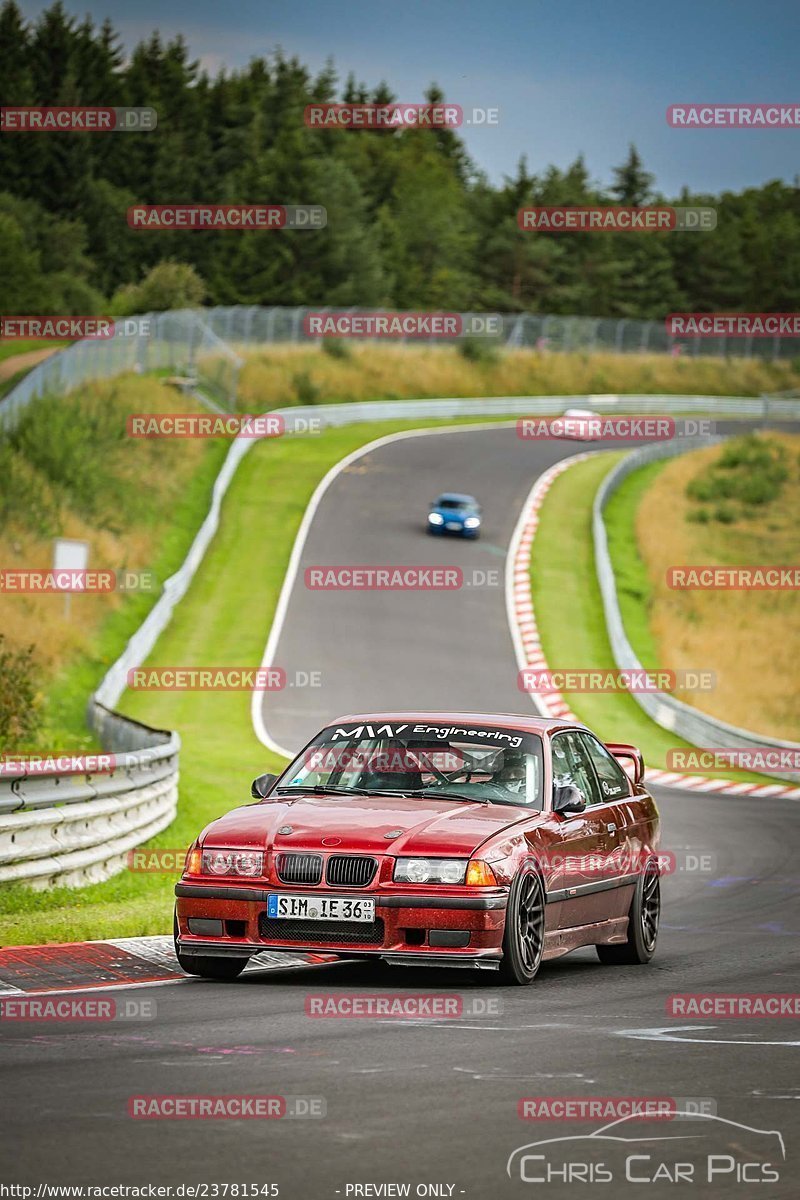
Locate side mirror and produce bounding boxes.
[251,772,278,799]
[552,783,586,815]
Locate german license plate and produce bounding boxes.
[445,521,462,531]
[267,894,375,921]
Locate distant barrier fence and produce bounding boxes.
[593,438,800,784]
[4,390,800,888]
[203,306,800,360]
[3,305,800,435]
[0,310,243,433]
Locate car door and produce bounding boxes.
[548,730,616,930]
[577,731,640,921]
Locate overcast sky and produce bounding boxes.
[19,0,800,195]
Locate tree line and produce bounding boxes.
[1,0,798,319]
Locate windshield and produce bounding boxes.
[278,720,544,809]
[435,498,471,510]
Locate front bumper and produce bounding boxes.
[175,881,507,964]
[428,522,476,537]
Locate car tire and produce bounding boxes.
[173,909,249,980]
[596,857,660,965]
[498,867,545,985]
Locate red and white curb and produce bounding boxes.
[0,935,332,996]
[507,453,800,801]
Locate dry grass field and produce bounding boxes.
[236,343,799,410]
[636,433,800,740]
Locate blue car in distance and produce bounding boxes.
[426,492,482,539]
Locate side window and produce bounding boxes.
[580,734,631,801]
[551,732,602,806]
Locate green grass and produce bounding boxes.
[602,459,669,670]
[530,453,779,785]
[529,452,692,759]
[0,415,513,946]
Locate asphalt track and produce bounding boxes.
[2,421,799,1198]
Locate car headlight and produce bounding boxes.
[200,847,264,877]
[394,857,467,884]
[428,513,444,525]
[464,516,480,528]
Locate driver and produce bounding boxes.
[492,750,528,796]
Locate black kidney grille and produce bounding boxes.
[325,855,378,888]
[259,916,385,945]
[275,853,323,885]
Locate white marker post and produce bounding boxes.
[53,538,89,620]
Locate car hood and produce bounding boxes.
[432,508,468,521]
[200,792,531,858]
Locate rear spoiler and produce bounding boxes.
[606,742,645,788]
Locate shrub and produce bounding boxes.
[322,339,352,361]
[458,337,500,365]
[686,435,790,516]
[292,370,321,405]
[0,636,41,745]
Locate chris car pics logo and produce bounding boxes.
[506,1112,784,1185]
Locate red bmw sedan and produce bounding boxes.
[174,711,661,985]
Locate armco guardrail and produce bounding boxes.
[593,438,800,783]
[0,706,179,889]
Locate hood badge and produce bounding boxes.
[277,825,293,835]
[384,829,404,840]
[321,836,341,847]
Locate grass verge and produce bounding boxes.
[237,344,800,411]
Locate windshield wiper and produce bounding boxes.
[274,784,372,797]
[362,787,490,806]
